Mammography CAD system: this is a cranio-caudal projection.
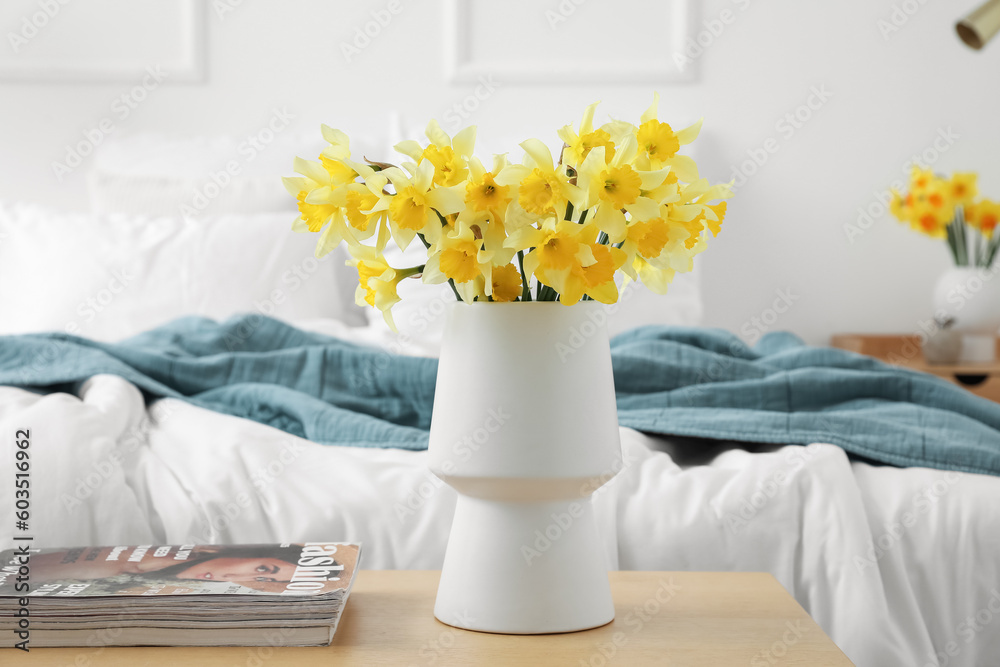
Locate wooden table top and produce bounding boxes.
[9,570,854,666]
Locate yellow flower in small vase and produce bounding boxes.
[464,155,512,219]
[908,203,949,239]
[631,92,704,182]
[376,160,466,250]
[495,139,583,220]
[908,166,936,197]
[949,172,978,207]
[394,119,477,188]
[559,242,627,305]
[461,154,517,278]
[283,96,733,312]
[557,101,617,167]
[489,263,524,302]
[620,216,690,283]
[347,244,417,331]
[506,217,597,298]
[968,200,1000,239]
[282,156,352,234]
[576,141,670,243]
[423,225,488,303]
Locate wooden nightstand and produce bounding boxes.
[10,571,853,666]
[831,334,1000,403]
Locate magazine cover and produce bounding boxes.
[0,543,360,598]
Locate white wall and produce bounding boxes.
[1,0,998,344]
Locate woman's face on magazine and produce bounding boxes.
[174,557,296,583]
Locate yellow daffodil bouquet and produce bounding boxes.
[282,94,732,329]
[891,168,1000,268]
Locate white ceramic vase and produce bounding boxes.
[427,301,622,634]
[932,267,1000,362]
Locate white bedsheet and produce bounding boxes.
[2,375,999,666]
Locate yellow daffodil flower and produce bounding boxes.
[316,125,358,184]
[968,200,1000,238]
[282,157,346,233]
[908,203,949,238]
[347,244,418,331]
[632,93,703,181]
[949,172,978,206]
[507,218,598,297]
[496,139,583,220]
[620,215,694,281]
[394,120,476,187]
[490,263,523,302]
[285,96,733,309]
[909,166,935,194]
[558,101,617,167]
[374,160,466,250]
[558,243,627,305]
[464,154,512,217]
[632,255,676,295]
[576,142,669,242]
[422,225,493,302]
[294,156,394,257]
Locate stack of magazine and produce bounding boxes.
[0,542,361,648]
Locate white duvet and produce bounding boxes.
[2,361,1000,665]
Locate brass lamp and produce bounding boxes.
[957,0,1000,49]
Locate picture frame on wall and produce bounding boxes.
[0,0,205,83]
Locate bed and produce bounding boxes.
[1,133,999,667]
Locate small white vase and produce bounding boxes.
[932,267,1000,362]
[428,301,622,634]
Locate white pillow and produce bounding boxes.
[0,202,364,341]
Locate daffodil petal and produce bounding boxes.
[394,140,424,162]
[304,186,335,205]
[294,157,329,184]
[425,119,450,147]
[426,184,466,215]
[282,176,308,197]
[667,155,700,182]
[580,101,600,134]
[676,118,703,145]
[452,126,477,157]
[587,280,619,304]
[595,204,627,243]
[494,164,530,187]
[315,214,346,258]
[638,167,671,190]
[624,197,661,221]
[640,92,660,125]
[321,125,351,152]
[519,138,554,171]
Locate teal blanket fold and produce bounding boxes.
[1,315,999,476]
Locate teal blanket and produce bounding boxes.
[2,315,999,476]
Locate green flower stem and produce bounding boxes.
[517,250,532,301]
[946,223,961,265]
[565,201,575,222]
[956,211,964,266]
[537,284,558,301]
[986,234,1000,268]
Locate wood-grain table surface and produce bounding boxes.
[8,570,854,666]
